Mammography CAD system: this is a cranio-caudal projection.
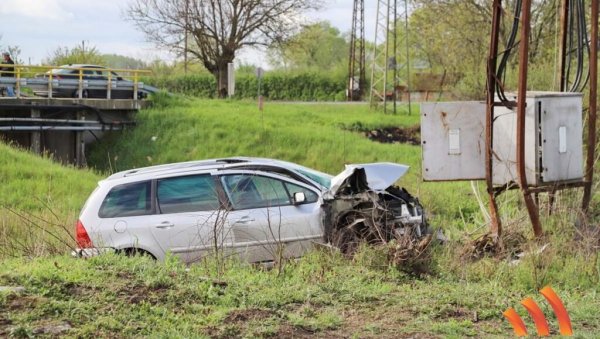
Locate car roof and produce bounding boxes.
[103,157,317,183]
[60,64,106,69]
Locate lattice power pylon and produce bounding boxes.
[369,0,411,114]
[347,0,365,101]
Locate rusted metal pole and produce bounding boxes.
[558,0,570,91]
[516,0,544,238]
[582,0,598,213]
[486,0,504,238]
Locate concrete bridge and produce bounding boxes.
[0,97,150,166]
[0,65,159,166]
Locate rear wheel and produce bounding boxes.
[119,248,156,260]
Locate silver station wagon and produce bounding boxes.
[75,157,428,263]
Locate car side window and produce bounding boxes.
[222,174,290,210]
[99,181,151,218]
[157,175,219,214]
[284,182,319,203]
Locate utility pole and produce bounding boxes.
[369,0,411,114]
[347,0,365,101]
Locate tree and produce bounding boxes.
[102,54,148,69]
[44,42,106,66]
[127,0,321,97]
[268,21,348,72]
[410,0,558,98]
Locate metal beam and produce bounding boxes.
[582,0,598,212]
[486,0,504,238]
[516,0,543,238]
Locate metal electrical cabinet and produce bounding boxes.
[492,92,583,186]
[421,92,583,186]
[421,102,487,181]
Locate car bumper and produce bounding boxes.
[71,247,115,258]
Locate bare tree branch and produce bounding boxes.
[126,0,321,97]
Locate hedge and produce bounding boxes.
[145,72,348,101]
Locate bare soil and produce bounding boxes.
[352,125,421,145]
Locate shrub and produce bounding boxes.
[144,71,347,101]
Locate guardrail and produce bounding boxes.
[0,64,156,100]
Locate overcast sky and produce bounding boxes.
[0,0,378,67]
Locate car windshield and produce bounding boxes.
[291,166,333,189]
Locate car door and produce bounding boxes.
[219,171,322,262]
[96,180,161,256]
[149,173,234,263]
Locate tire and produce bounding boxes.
[119,248,156,260]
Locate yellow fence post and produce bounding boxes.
[16,67,20,98]
[133,71,139,100]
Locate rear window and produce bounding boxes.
[99,181,152,218]
[157,175,220,213]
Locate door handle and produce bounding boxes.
[155,221,175,229]
[233,216,255,224]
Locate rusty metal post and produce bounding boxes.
[582,0,598,213]
[486,0,504,238]
[558,0,570,91]
[516,0,543,238]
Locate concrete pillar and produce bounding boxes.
[75,111,87,167]
[30,108,41,154]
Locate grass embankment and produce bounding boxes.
[0,143,100,257]
[1,96,599,337]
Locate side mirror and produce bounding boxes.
[292,192,306,205]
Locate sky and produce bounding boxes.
[0,0,379,67]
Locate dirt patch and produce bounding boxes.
[5,295,40,311]
[276,324,321,338]
[346,124,421,145]
[115,283,169,305]
[224,308,276,323]
[67,283,101,298]
[0,316,12,336]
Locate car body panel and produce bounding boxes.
[328,163,410,196]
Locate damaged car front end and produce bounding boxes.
[322,163,429,255]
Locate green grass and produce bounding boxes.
[0,143,101,257]
[1,251,598,338]
[1,96,599,337]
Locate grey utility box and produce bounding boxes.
[492,92,583,186]
[421,101,487,181]
[421,92,583,185]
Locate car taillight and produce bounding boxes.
[76,220,93,248]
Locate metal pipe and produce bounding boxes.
[486,0,504,238]
[582,0,598,212]
[516,0,543,237]
[0,117,134,125]
[0,126,124,131]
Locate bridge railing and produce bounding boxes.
[0,64,153,100]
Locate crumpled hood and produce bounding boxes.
[325,163,410,198]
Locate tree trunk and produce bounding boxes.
[216,63,229,98]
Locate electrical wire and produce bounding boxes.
[496,0,522,104]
